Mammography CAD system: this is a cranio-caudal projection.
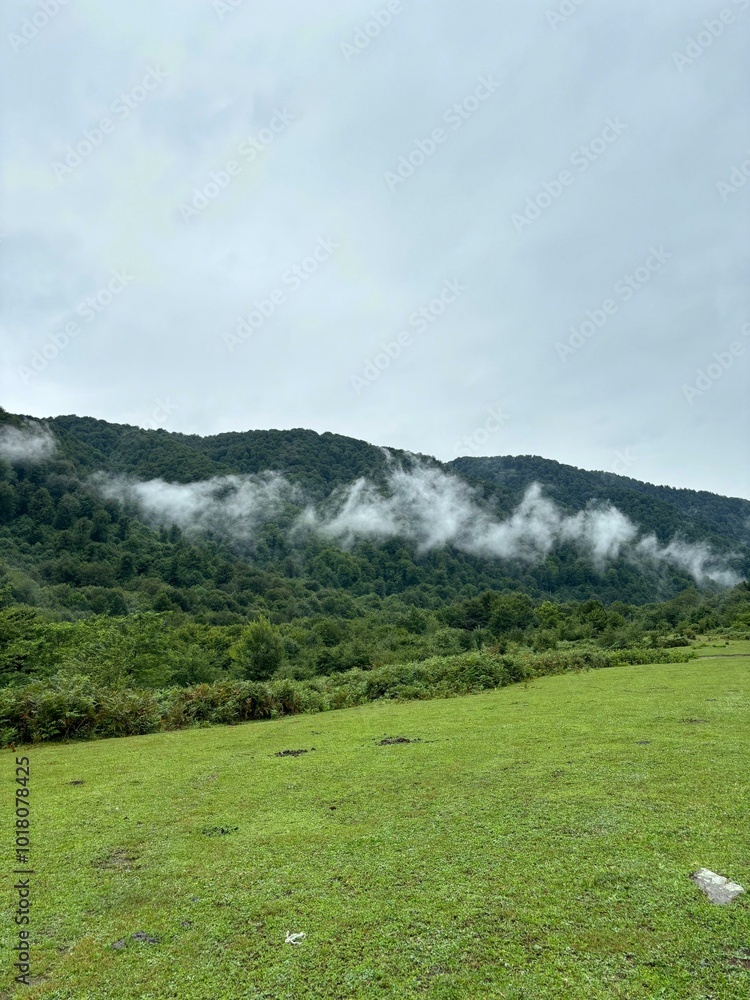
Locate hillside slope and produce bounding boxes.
[449,454,750,550]
[43,413,750,549]
[0,409,748,619]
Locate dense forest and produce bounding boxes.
[0,408,748,702]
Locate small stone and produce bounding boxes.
[690,868,745,905]
[111,939,127,950]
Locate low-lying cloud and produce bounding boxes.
[301,467,741,586]
[97,472,297,540]
[0,422,57,464]
[93,462,743,588]
[634,536,741,589]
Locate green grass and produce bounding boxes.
[696,637,750,657]
[2,650,749,998]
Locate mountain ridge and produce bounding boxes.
[34,411,750,552]
[0,409,747,616]
[14,408,750,503]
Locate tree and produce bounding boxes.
[0,483,16,523]
[90,509,111,542]
[28,487,55,525]
[488,593,535,635]
[53,493,80,529]
[230,616,285,680]
[314,617,344,647]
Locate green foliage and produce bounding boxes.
[1,413,747,633]
[450,453,750,555]
[488,592,536,635]
[0,645,696,747]
[0,411,748,713]
[230,616,285,680]
[0,605,45,683]
[0,673,162,744]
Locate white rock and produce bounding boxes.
[285,931,306,945]
[690,868,745,905]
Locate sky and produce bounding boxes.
[1,0,748,499]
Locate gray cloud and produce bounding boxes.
[1,1,747,497]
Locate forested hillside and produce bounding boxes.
[450,455,750,551]
[1,408,749,619]
[0,408,748,702]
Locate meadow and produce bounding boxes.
[1,644,748,999]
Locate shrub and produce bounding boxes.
[0,645,696,747]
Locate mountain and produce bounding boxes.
[0,409,748,626]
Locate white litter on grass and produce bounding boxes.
[690,868,745,905]
[285,931,306,945]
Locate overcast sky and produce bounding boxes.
[1,0,748,498]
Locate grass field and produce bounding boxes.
[2,646,749,999]
[695,637,750,656]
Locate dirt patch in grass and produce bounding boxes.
[274,748,315,757]
[112,931,160,950]
[132,931,160,944]
[92,848,139,871]
[377,736,421,745]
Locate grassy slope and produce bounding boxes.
[1,651,749,999]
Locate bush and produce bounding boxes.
[0,646,697,747]
[0,674,161,745]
